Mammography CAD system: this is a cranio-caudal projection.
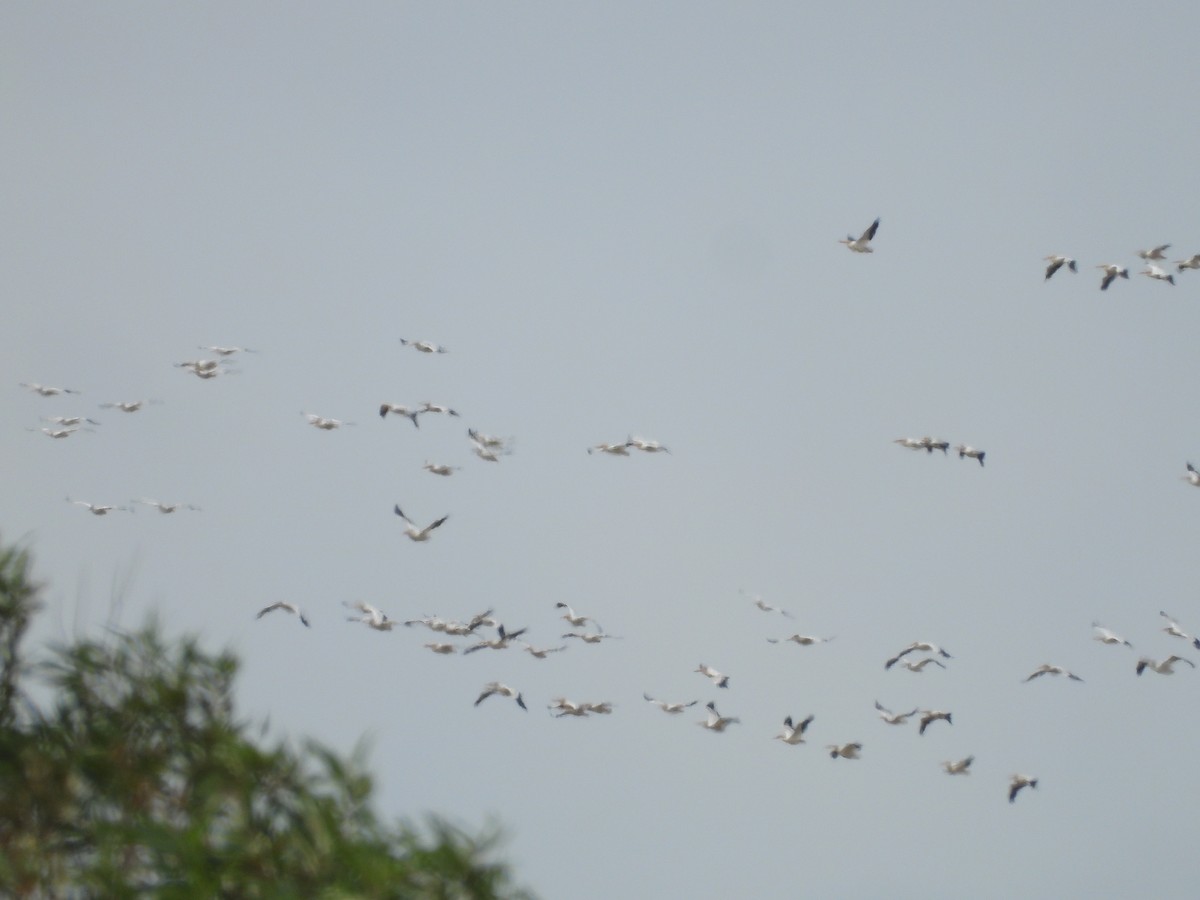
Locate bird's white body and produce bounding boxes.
[700,701,740,732]
[943,756,974,775]
[840,217,880,253]
[643,693,698,714]
[696,664,730,688]
[828,742,863,759]
[775,714,814,745]
[1140,264,1175,285]
[393,504,448,541]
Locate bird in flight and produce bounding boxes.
[954,444,985,466]
[742,590,793,618]
[627,436,670,454]
[775,714,815,745]
[643,693,698,714]
[256,601,310,627]
[874,701,919,725]
[699,701,740,732]
[1009,774,1038,803]
[1023,664,1084,683]
[839,217,880,253]
[1137,243,1171,261]
[918,710,953,735]
[520,642,567,659]
[556,602,602,631]
[1043,255,1078,280]
[66,498,129,515]
[828,742,863,760]
[1159,611,1200,649]
[767,633,835,646]
[885,642,953,670]
[1136,655,1196,676]
[475,682,527,710]
[1091,622,1133,648]
[1174,253,1200,273]
[942,756,974,775]
[1140,264,1175,285]
[400,338,448,354]
[344,601,394,631]
[1097,264,1129,291]
[393,505,449,542]
[134,499,201,514]
[423,461,460,477]
[587,441,632,456]
[695,664,730,688]
[21,382,79,396]
[379,403,421,427]
[99,399,159,413]
[303,412,353,430]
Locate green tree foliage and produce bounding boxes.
[0,539,532,899]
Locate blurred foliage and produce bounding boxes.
[0,538,533,899]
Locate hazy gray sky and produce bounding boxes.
[6,4,1200,897]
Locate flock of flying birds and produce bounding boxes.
[20,221,1200,811]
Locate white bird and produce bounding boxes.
[583,701,614,715]
[1043,255,1078,280]
[1184,463,1200,487]
[954,444,985,466]
[742,590,794,618]
[520,642,567,659]
[562,631,620,645]
[1174,254,1200,273]
[828,742,863,759]
[627,436,670,454]
[1136,655,1196,676]
[393,504,449,542]
[199,345,256,356]
[918,710,953,735]
[174,358,223,373]
[1097,264,1130,291]
[423,461,460,477]
[41,416,99,427]
[34,427,84,439]
[643,693,698,714]
[400,338,447,354]
[893,436,929,451]
[767,633,835,646]
[839,217,880,253]
[555,602,602,630]
[20,382,79,396]
[67,499,129,515]
[874,701,919,725]
[1092,622,1133,648]
[699,701,740,732]
[548,697,589,717]
[135,499,200,513]
[420,401,459,418]
[1140,264,1175,285]
[474,682,526,710]
[462,624,528,654]
[423,642,457,655]
[924,438,950,455]
[899,657,947,673]
[256,602,309,627]
[775,714,815,745]
[1137,243,1171,261]
[1023,664,1083,683]
[344,601,394,631]
[99,399,158,413]
[587,441,632,456]
[885,642,953,670]
[943,756,974,776]
[1159,611,1200,649]
[470,442,503,462]
[379,403,421,427]
[1009,774,1038,803]
[695,664,730,688]
[303,412,353,430]
[467,428,507,449]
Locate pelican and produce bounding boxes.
[893,437,929,450]
[420,401,459,417]
[471,442,503,462]
[403,615,448,632]
[1136,655,1196,676]
[256,602,309,627]
[943,756,974,775]
[34,427,84,439]
[555,602,602,630]
[828,742,863,759]
[400,338,447,354]
[344,601,394,631]
[775,714,815,745]
[174,358,223,373]
[379,403,421,427]
[699,701,740,732]
[885,642,953,670]
[1175,254,1200,273]
[839,217,880,253]
[1009,774,1038,803]
[41,416,99,427]
[66,499,129,515]
[954,444,985,466]
[587,441,631,456]
[462,624,527,654]
[1140,264,1175,285]
[99,400,157,413]
[767,633,835,646]
[900,657,947,673]
[1023,664,1083,683]
[695,664,730,688]
[474,682,526,710]
[520,642,567,659]
[1092,622,1133,648]
[424,642,457,655]
[925,439,950,455]
[562,631,620,644]
[874,701,919,725]
[423,461,460,477]
[393,505,448,542]
[742,590,794,617]
[199,345,256,356]
[303,412,353,430]
[1184,463,1200,487]
[549,697,589,717]
[1044,255,1078,280]
[1137,243,1171,261]
[134,499,200,513]
[20,382,79,396]
[1097,264,1129,290]
[583,701,614,715]
[1159,611,1200,649]
[918,710,953,735]
[643,693,698,714]
[627,436,670,454]
[467,429,507,449]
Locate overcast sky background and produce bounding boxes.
[5,3,1200,897]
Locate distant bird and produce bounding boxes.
[627,436,670,454]
[1159,611,1200,649]
[134,499,200,513]
[423,461,460,476]
[1043,255,1078,280]
[393,504,449,542]
[695,664,730,688]
[400,338,447,354]
[1137,243,1171,261]
[462,624,527,654]
[520,642,567,659]
[467,429,507,449]
[1009,774,1038,803]
[562,631,620,645]
[474,682,527,710]
[874,701,919,725]
[587,441,632,456]
[423,642,457,655]
[256,602,309,627]
[1136,655,1196,676]
[643,693,698,714]
[199,345,256,356]
[1184,463,1200,488]
[885,642,953,670]
[344,601,394,631]
[1097,264,1129,291]
[303,412,353,430]
[742,590,794,618]
[548,697,589,717]
[582,701,614,715]
[925,439,950,455]
[99,400,158,413]
[899,657,947,673]
[379,403,421,427]
[943,756,974,776]
[828,742,863,760]
[20,382,80,396]
[1140,264,1175,285]
[470,442,503,462]
[420,401,459,417]
[1023,664,1083,683]
[33,427,85,439]
[893,437,929,450]
[41,415,99,427]
[918,710,953,735]
[954,444,985,466]
[699,701,740,732]
[1175,254,1200,273]
[767,633,835,646]
[174,358,223,374]
[775,714,815,745]
[555,602,602,630]
[1092,622,1133,648]
[839,217,880,253]
[66,498,129,516]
